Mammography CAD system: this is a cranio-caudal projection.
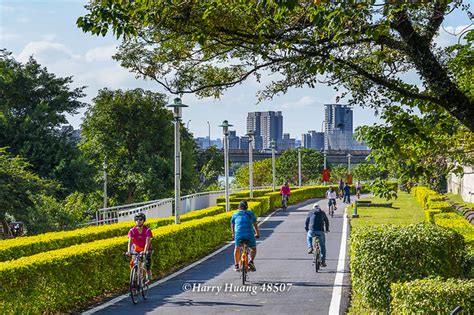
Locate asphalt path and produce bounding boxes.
[85,197,351,315]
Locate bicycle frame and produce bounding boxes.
[238,241,252,285]
[312,236,322,273]
[281,195,289,210]
[128,253,148,304]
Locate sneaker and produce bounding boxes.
[248,261,256,272]
[321,261,327,267]
[145,274,152,285]
[307,248,313,254]
[234,264,240,272]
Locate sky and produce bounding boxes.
[1,1,471,140]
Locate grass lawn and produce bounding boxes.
[350,192,425,229]
[348,191,425,314]
[445,193,474,209]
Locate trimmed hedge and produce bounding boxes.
[350,223,465,312]
[425,209,442,223]
[434,212,474,248]
[390,277,474,314]
[0,212,233,313]
[0,205,224,262]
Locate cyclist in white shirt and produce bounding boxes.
[326,186,337,211]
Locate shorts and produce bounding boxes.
[235,235,256,248]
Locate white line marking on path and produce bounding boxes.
[83,208,281,314]
[328,206,349,315]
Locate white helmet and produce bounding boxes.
[313,203,320,209]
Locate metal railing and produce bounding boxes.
[91,186,272,225]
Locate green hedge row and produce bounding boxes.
[390,277,474,314]
[0,212,233,313]
[0,205,224,262]
[350,223,465,312]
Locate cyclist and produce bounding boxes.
[338,179,344,199]
[231,200,260,272]
[325,186,337,212]
[280,181,291,208]
[305,203,329,267]
[126,212,153,283]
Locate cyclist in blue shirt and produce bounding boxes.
[231,200,260,272]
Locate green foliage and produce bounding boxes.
[78,2,474,131]
[351,163,386,182]
[234,158,273,187]
[0,50,95,195]
[367,179,398,200]
[80,88,199,204]
[276,149,323,185]
[356,107,474,193]
[350,223,465,312]
[390,277,474,314]
[195,146,224,190]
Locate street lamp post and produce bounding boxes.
[297,146,302,188]
[271,140,276,191]
[323,150,327,186]
[187,119,191,129]
[220,120,233,212]
[103,159,108,209]
[347,153,352,174]
[247,130,254,198]
[167,97,188,224]
[206,121,211,148]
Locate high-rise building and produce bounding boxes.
[301,130,324,150]
[247,111,283,149]
[228,130,240,149]
[324,104,353,150]
[280,133,296,150]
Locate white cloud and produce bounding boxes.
[0,5,15,13]
[0,27,18,40]
[85,45,117,62]
[435,24,473,48]
[280,96,322,109]
[17,40,80,64]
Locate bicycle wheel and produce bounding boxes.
[329,204,334,217]
[312,237,320,273]
[140,267,149,300]
[241,254,247,285]
[130,265,140,304]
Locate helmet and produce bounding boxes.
[313,203,320,209]
[284,181,288,185]
[239,200,248,210]
[134,212,146,222]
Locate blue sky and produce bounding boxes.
[1,1,471,140]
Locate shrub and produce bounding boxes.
[0,205,223,262]
[350,223,465,312]
[425,210,442,223]
[390,277,474,314]
[434,212,474,248]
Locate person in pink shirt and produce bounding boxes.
[126,212,153,283]
[280,181,291,209]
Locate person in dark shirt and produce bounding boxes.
[305,203,330,267]
[343,182,351,204]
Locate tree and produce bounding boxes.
[195,146,224,190]
[0,148,58,236]
[276,149,323,185]
[356,105,474,192]
[78,1,473,131]
[235,158,273,188]
[0,50,95,195]
[80,88,199,204]
[351,163,388,182]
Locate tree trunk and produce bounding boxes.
[0,218,12,239]
[392,12,474,131]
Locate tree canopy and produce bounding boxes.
[0,50,94,195]
[78,1,473,131]
[80,88,199,204]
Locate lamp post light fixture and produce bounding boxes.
[247,130,254,198]
[167,97,188,224]
[187,119,191,129]
[297,146,302,188]
[271,140,276,191]
[220,120,233,212]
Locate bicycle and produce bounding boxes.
[238,240,252,285]
[125,252,149,304]
[281,195,289,211]
[328,199,336,218]
[312,236,322,273]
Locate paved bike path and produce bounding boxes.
[86,198,351,315]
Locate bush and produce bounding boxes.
[390,277,474,314]
[434,212,474,248]
[0,205,223,262]
[425,210,442,223]
[350,223,465,312]
[0,212,233,313]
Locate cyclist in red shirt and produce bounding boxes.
[280,181,291,208]
[126,212,153,283]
